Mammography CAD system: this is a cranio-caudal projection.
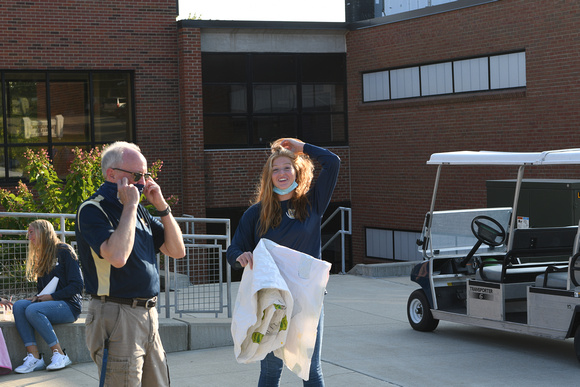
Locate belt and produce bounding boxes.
[91,295,157,309]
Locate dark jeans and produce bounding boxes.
[258,307,324,387]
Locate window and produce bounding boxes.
[362,51,526,102]
[363,71,389,101]
[202,53,347,148]
[383,0,460,17]
[421,62,453,96]
[0,71,134,181]
[490,52,526,89]
[366,227,422,261]
[454,57,489,92]
[391,67,420,99]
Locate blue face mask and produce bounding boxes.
[134,184,145,195]
[273,181,298,196]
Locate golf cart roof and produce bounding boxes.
[427,149,580,166]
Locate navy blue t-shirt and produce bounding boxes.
[75,181,165,298]
[227,143,340,265]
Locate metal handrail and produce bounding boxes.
[0,212,232,318]
[321,207,352,274]
[0,212,75,242]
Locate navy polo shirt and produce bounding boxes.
[75,181,165,298]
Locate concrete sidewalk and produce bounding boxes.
[2,272,580,386]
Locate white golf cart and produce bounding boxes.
[407,149,580,362]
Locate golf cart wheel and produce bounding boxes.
[574,325,580,363]
[407,289,439,332]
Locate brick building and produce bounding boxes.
[0,0,185,210]
[2,0,579,271]
[345,0,580,265]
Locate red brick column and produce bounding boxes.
[177,26,206,217]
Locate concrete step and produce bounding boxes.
[0,316,232,369]
[348,261,419,277]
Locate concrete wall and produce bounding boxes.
[200,28,347,53]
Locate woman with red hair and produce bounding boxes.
[227,137,340,386]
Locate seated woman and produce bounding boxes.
[13,220,84,373]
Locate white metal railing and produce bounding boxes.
[0,212,232,318]
[163,215,232,318]
[0,212,74,241]
[321,207,352,274]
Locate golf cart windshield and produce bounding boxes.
[422,207,511,259]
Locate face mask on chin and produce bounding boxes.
[273,181,298,196]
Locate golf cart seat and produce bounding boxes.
[477,226,576,283]
[534,266,568,289]
[477,262,566,283]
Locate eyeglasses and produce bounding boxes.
[112,168,152,182]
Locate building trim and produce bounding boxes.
[198,28,346,53]
[348,0,499,30]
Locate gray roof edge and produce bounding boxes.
[178,19,348,31]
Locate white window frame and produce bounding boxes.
[363,71,389,102]
[362,51,526,103]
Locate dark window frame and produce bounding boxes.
[202,52,348,149]
[0,69,136,183]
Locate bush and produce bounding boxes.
[0,147,175,231]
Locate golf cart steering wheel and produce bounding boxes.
[471,215,506,247]
[570,252,580,287]
[460,215,506,268]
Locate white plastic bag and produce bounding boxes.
[231,239,331,380]
[232,240,293,364]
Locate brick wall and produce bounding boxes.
[177,26,206,217]
[0,0,183,212]
[204,148,351,209]
[346,0,580,264]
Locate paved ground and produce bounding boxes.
[1,274,579,386]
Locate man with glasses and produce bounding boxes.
[75,141,185,386]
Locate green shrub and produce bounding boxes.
[0,146,175,231]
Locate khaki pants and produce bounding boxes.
[86,299,170,387]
